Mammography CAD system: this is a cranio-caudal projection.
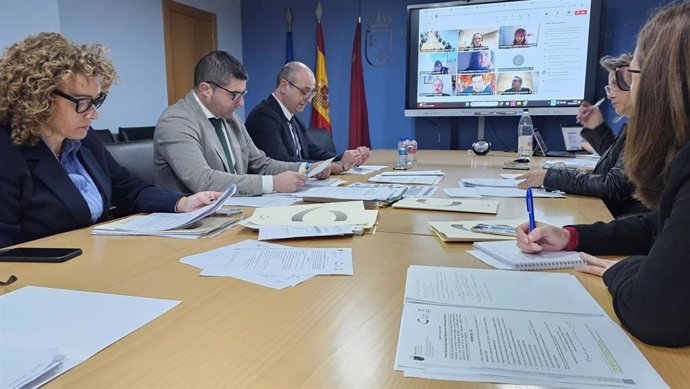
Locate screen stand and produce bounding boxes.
[477,116,485,140]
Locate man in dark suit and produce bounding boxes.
[245,62,370,174]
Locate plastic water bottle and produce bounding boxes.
[397,138,408,169]
[517,109,534,160]
[406,137,418,167]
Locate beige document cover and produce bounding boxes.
[247,201,368,226]
[428,219,524,242]
[393,197,499,214]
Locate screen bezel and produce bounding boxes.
[405,0,603,117]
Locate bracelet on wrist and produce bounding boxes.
[336,161,346,173]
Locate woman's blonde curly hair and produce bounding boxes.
[0,32,118,146]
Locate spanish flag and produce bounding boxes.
[310,2,332,133]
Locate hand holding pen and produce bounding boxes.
[576,97,605,128]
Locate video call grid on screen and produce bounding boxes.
[407,0,601,114]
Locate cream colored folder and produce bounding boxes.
[392,197,499,214]
[246,201,368,226]
[428,219,524,242]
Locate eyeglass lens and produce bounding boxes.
[615,67,632,92]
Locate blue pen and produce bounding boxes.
[526,188,536,231]
[304,162,310,174]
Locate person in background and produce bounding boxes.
[154,51,329,196]
[516,2,690,347]
[431,78,450,96]
[503,76,532,94]
[464,50,493,71]
[517,53,648,218]
[512,28,527,46]
[245,61,370,174]
[0,33,220,248]
[470,33,484,49]
[461,74,492,94]
[432,60,448,74]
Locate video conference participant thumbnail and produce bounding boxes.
[458,50,495,72]
[418,52,458,75]
[418,74,453,97]
[457,73,494,95]
[419,30,457,52]
[497,72,538,94]
[457,29,499,51]
[498,25,539,49]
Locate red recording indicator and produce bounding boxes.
[574,9,588,15]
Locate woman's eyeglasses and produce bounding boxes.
[52,90,107,113]
[614,66,633,92]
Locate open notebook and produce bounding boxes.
[469,240,586,270]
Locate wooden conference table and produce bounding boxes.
[1,150,689,388]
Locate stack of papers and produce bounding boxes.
[0,286,179,389]
[428,219,524,242]
[445,178,566,198]
[291,186,405,208]
[342,165,387,175]
[348,182,438,198]
[460,177,523,188]
[180,240,353,289]
[395,266,668,388]
[92,215,240,239]
[92,185,238,238]
[239,201,378,238]
[369,171,444,185]
[223,196,302,208]
[543,158,599,171]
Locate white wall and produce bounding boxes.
[0,0,243,132]
[0,0,60,51]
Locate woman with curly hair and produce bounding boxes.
[516,2,690,347]
[0,33,220,247]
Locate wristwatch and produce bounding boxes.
[471,139,491,155]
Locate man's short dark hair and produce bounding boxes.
[194,50,247,87]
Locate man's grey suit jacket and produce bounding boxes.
[154,90,301,196]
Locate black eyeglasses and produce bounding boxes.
[286,80,317,100]
[205,81,247,101]
[52,90,107,113]
[613,66,633,92]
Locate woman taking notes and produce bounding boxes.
[0,33,220,247]
[516,2,690,347]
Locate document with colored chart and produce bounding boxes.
[395,266,668,389]
[428,219,524,242]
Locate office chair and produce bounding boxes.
[92,128,116,143]
[118,126,155,142]
[104,139,155,185]
[307,128,337,154]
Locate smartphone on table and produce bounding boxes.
[0,247,82,263]
[470,224,517,237]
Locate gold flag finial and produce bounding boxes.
[286,7,293,31]
[316,1,323,22]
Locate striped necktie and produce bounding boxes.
[209,117,235,174]
[288,116,302,159]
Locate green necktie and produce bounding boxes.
[209,118,235,174]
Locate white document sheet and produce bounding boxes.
[349,182,438,198]
[199,248,353,277]
[395,266,668,389]
[292,186,404,201]
[460,178,524,188]
[342,165,387,175]
[499,173,523,179]
[369,174,442,185]
[307,157,335,177]
[0,287,180,389]
[380,170,444,176]
[0,345,64,389]
[442,187,482,198]
[305,177,345,187]
[223,196,301,208]
[258,225,355,241]
[118,185,236,231]
[474,187,566,198]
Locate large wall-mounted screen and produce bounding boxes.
[405,0,602,117]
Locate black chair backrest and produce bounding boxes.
[118,126,155,142]
[104,140,155,185]
[307,127,336,154]
[93,128,116,143]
